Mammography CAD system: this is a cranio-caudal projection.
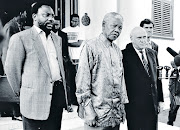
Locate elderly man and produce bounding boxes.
[122,27,164,130]
[76,12,128,130]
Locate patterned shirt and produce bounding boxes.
[76,33,128,127]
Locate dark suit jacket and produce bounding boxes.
[57,30,75,104]
[58,30,69,59]
[151,41,158,53]
[122,43,164,116]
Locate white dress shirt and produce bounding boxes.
[34,25,61,81]
[134,47,149,64]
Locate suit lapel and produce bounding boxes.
[151,41,155,50]
[129,45,151,77]
[30,27,52,80]
[146,48,157,80]
[130,45,146,70]
[51,34,65,81]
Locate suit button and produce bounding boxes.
[15,92,19,97]
[149,93,152,96]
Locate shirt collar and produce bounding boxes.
[33,25,52,36]
[133,46,146,55]
[99,33,112,47]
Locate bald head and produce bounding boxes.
[130,27,148,50]
[102,12,123,25]
[102,12,123,42]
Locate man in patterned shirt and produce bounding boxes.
[76,12,128,130]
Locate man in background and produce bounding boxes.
[1,9,27,120]
[52,16,73,109]
[122,27,164,130]
[2,10,27,65]
[62,14,84,105]
[140,18,159,53]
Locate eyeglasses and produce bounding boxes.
[42,13,55,19]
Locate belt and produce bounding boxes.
[53,80,63,87]
[72,59,79,64]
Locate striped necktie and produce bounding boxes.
[139,50,150,76]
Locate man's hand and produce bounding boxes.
[84,101,97,126]
[85,116,97,127]
[158,102,164,113]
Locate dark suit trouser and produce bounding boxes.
[69,63,78,105]
[126,102,157,130]
[168,93,180,122]
[22,81,66,130]
[126,113,157,130]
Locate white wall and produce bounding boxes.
[118,0,152,49]
[79,0,118,40]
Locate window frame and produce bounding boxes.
[152,0,174,40]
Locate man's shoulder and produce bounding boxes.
[151,41,158,47]
[146,48,157,56]
[85,36,99,46]
[58,30,67,36]
[122,43,133,53]
[10,27,33,39]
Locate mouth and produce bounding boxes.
[112,34,119,38]
[46,23,53,29]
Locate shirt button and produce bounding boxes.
[50,93,52,95]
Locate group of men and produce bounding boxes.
[2,1,176,130]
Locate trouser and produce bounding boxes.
[126,108,157,130]
[168,93,180,122]
[84,123,120,130]
[69,61,78,105]
[22,81,65,130]
[22,107,63,130]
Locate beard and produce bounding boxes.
[38,21,53,35]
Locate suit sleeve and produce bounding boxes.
[155,52,164,102]
[4,34,25,96]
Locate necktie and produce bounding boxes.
[139,50,150,76]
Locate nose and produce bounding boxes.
[48,16,55,23]
[114,27,121,34]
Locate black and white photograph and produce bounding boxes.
[0,0,179,130]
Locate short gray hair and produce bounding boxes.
[102,12,123,26]
[130,27,147,38]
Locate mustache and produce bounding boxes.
[112,33,119,36]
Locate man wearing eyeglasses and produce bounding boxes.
[140,19,159,53]
[5,2,71,130]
